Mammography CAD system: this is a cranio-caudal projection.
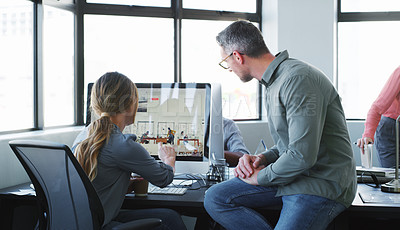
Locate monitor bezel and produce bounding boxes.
[86,82,211,162]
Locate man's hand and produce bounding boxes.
[234,154,267,179]
[239,165,265,185]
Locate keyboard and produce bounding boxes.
[148,186,187,195]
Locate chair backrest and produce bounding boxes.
[9,140,104,230]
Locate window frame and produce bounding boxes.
[337,0,400,120]
[1,0,262,134]
[79,0,263,123]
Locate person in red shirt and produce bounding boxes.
[357,66,400,168]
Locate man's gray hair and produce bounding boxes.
[216,20,269,57]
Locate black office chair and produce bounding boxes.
[9,140,161,230]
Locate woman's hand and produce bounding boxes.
[158,143,176,171]
[356,137,373,153]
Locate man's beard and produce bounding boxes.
[239,74,253,83]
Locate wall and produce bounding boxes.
[262,0,336,81]
[0,127,83,189]
[0,121,370,190]
[347,121,380,167]
[236,121,271,154]
[236,121,377,168]
[0,121,375,190]
[260,0,337,119]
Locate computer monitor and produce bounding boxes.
[205,83,224,161]
[86,82,216,162]
[131,83,211,161]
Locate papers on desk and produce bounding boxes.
[359,191,400,204]
[147,180,194,195]
[149,179,195,188]
[356,166,396,178]
[171,179,195,186]
[9,189,36,196]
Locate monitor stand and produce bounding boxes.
[174,160,209,175]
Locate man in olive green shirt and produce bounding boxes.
[204,20,356,230]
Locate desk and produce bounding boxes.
[123,184,207,216]
[348,184,400,219]
[124,183,400,229]
[0,183,38,230]
[2,183,400,229]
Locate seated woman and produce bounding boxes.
[72,72,186,230]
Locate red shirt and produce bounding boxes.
[363,66,400,140]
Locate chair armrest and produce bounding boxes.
[111,218,162,230]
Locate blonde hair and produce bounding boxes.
[75,72,139,180]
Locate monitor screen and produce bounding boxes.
[86,83,211,161]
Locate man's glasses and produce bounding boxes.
[218,52,233,69]
[218,52,244,69]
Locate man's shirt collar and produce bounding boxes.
[260,50,289,88]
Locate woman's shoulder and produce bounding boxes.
[106,133,153,162]
[71,127,89,151]
[109,132,139,148]
[111,133,152,155]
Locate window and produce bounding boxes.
[86,0,170,7]
[183,0,257,13]
[84,15,174,85]
[83,1,261,122]
[0,0,261,133]
[84,15,174,120]
[338,1,400,119]
[43,5,74,127]
[0,0,34,132]
[341,0,400,12]
[181,19,259,119]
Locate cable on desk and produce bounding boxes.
[186,173,208,190]
[171,173,231,190]
[170,173,208,190]
[359,171,380,188]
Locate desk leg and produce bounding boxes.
[327,212,349,230]
[0,199,13,230]
[0,199,38,230]
[194,213,224,230]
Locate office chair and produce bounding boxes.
[9,140,161,230]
